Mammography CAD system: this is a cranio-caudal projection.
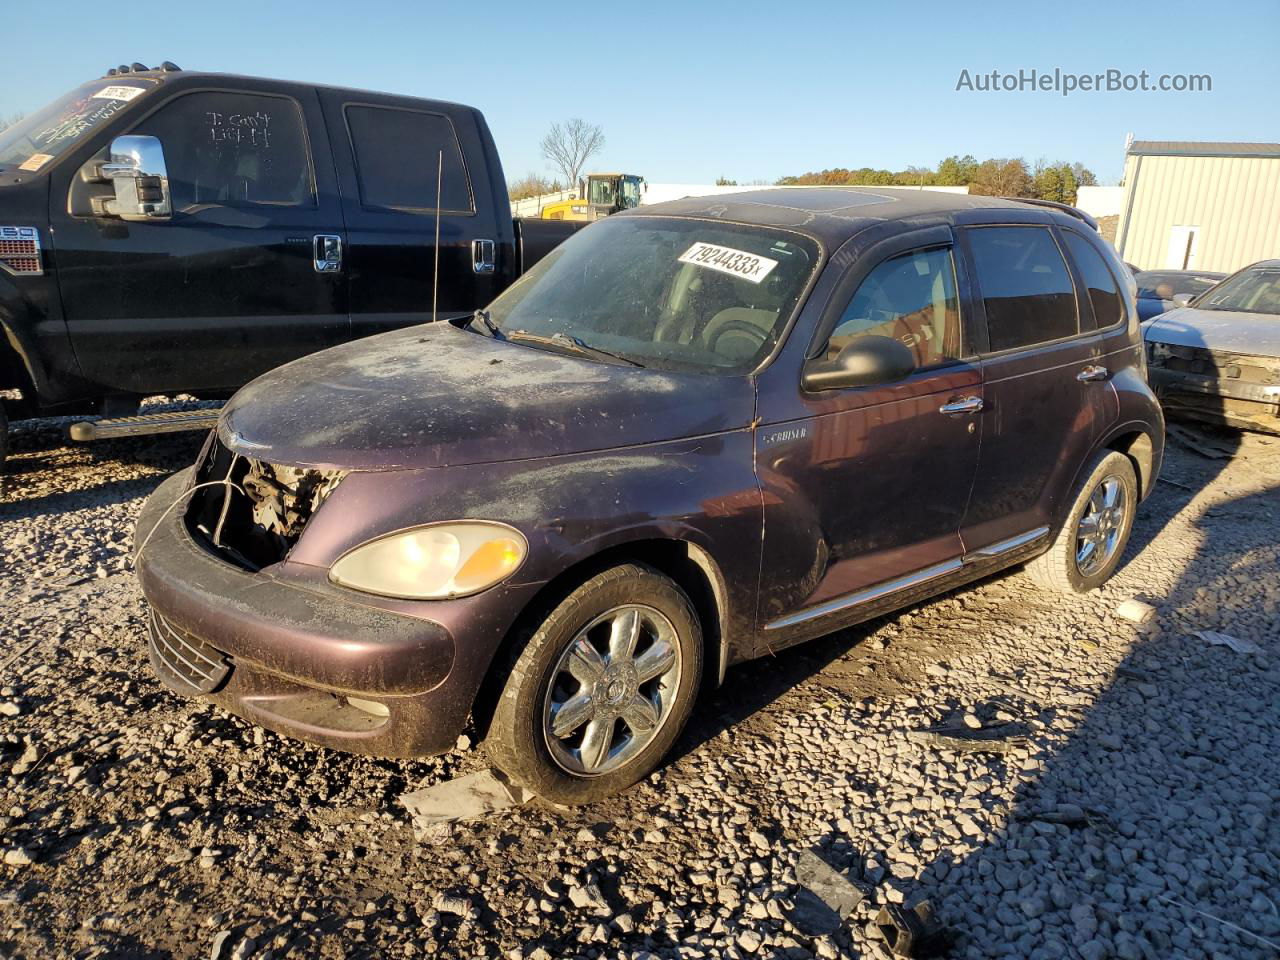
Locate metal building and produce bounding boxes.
[1114,141,1280,273]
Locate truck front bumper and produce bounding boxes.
[135,470,471,758]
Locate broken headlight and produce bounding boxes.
[328,521,527,600]
[1147,340,1174,366]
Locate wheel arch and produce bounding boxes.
[471,536,730,741]
[1102,424,1159,500]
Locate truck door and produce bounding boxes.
[50,84,349,396]
[317,91,506,339]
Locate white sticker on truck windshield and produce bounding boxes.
[92,86,146,102]
[678,242,778,284]
[18,154,53,172]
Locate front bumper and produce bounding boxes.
[1149,367,1280,434]
[135,470,469,757]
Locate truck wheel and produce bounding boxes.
[1025,450,1138,594]
[485,563,703,804]
[0,403,8,473]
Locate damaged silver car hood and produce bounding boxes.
[1144,306,1280,356]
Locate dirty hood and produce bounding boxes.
[218,322,755,471]
[1144,306,1280,356]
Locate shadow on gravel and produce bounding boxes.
[916,425,1280,959]
[0,423,204,514]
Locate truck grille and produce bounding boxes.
[185,436,345,571]
[0,226,42,276]
[147,608,231,694]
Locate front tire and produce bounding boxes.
[1025,450,1138,594]
[485,563,703,804]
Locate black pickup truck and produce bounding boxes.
[0,64,581,466]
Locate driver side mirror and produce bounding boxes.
[801,335,916,391]
[96,135,171,221]
[1171,293,1194,306]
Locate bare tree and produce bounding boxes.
[540,119,605,195]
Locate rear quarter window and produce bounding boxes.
[1062,231,1124,329]
[967,226,1078,352]
[345,105,473,213]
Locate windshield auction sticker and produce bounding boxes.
[678,242,778,284]
[92,86,146,102]
[18,154,54,172]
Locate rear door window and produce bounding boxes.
[133,91,314,210]
[967,226,1078,352]
[1062,231,1124,329]
[344,105,473,213]
[827,246,963,368]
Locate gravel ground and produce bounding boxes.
[1,413,1277,960]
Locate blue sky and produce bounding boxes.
[5,0,1276,185]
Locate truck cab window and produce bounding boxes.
[133,91,314,210]
[344,105,473,213]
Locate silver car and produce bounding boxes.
[1143,259,1280,434]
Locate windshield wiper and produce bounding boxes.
[468,309,505,339]
[507,330,644,367]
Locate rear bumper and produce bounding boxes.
[135,470,469,757]
[1149,367,1280,433]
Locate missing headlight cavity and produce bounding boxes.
[185,437,346,571]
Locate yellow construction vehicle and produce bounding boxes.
[540,173,644,221]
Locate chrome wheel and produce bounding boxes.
[542,604,682,777]
[1075,475,1128,577]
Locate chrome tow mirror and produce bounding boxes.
[98,135,171,221]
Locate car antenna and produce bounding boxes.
[432,150,442,325]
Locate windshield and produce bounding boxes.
[486,216,820,374]
[0,78,159,174]
[1134,271,1223,300]
[1195,267,1280,316]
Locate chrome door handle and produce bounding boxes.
[313,234,342,274]
[472,238,496,274]
[1077,365,1109,382]
[939,395,984,415]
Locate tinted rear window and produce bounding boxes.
[1062,231,1124,329]
[345,105,472,212]
[968,226,1078,352]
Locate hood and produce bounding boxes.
[1143,306,1280,357]
[219,322,755,471]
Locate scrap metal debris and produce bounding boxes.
[1194,630,1263,654]
[788,848,866,936]
[906,721,1028,755]
[399,769,530,839]
[1166,424,1238,460]
[1116,599,1157,624]
[873,901,953,958]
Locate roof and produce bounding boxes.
[623,187,1059,247]
[1127,141,1280,159]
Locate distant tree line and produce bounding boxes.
[775,155,1098,204]
[509,173,566,201]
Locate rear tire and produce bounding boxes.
[1025,450,1138,594]
[484,563,703,804]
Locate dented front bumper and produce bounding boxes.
[135,470,469,757]
[1149,367,1280,433]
